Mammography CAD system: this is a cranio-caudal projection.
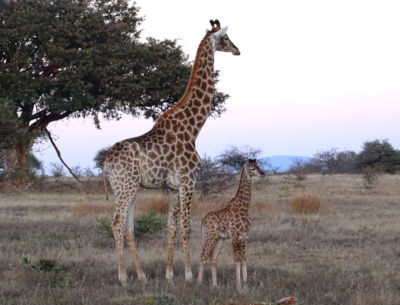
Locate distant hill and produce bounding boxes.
[261,155,311,173]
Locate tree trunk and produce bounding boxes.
[1,141,33,185]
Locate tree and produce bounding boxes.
[313,148,357,174]
[0,151,43,178]
[218,146,263,173]
[0,0,228,182]
[94,146,111,170]
[195,155,234,196]
[288,158,309,180]
[355,139,399,174]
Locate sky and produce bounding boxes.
[35,0,400,172]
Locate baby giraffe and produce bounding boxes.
[197,159,265,291]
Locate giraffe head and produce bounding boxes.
[209,19,240,56]
[245,159,265,178]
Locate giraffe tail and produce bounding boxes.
[102,163,109,201]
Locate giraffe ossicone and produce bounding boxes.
[197,160,265,292]
[103,19,240,286]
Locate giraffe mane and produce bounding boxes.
[154,31,213,127]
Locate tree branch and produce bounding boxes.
[29,111,73,131]
[45,128,88,192]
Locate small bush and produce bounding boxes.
[362,167,380,189]
[22,257,71,288]
[95,216,114,239]
[289,193,321,214]
[95,212,166,241]
[49,162,66,177]
[135,212,166,239]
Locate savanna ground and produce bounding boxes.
[1,174,400,305]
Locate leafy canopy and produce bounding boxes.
[0,0,228,146]
[355,139,400,174]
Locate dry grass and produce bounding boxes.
[288,193,321,214]
[1,174,400,305]
[136,194,169,215]
[71,200,114,217]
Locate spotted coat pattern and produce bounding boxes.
[197,160,265,291]
[102,20,240,286]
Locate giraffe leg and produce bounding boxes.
[240,237,248,291]
[232,235,243,292]
[197,233,219,285]
[165,192,180,281]
[179,185,194,281]
[210,239,224,287]
[241,261,248,291]
[197,261,205,284]
[111,202,128,287]
[125,198,146,282]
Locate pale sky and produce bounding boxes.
[35,0,400,172]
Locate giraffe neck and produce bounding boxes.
[154,33,216,139]
[232,167,252,211]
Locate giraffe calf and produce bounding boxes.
[197,159,265,291]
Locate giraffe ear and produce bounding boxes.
[213,26,228,37]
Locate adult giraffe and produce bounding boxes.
[103,19,240,286]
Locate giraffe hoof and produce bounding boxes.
[119,278,128,288]
[165,270,174,281]
[138,275,147,283]
[185,270,193,282]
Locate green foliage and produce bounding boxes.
[94,146,110,169]
[0,0,228,178]
[355,139,399,174]
[0,0,227,124]
[22,257,71,288]
[96,212,165,240]
[134,212,166,239]
[0,151,43,177]
[0,99,32,149]
[95,216,114,239]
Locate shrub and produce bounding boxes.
[135,212,166,239]
[362,167,380,189]
[95,216,114,239]
[289,158,308,180]
[289,193,321,214]
[22,257,71,288]
[49,162,66,177]
[94,146,111,170]
[95,212,166,240]
[355,139,399,174]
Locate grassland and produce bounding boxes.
[1,174,400,305]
